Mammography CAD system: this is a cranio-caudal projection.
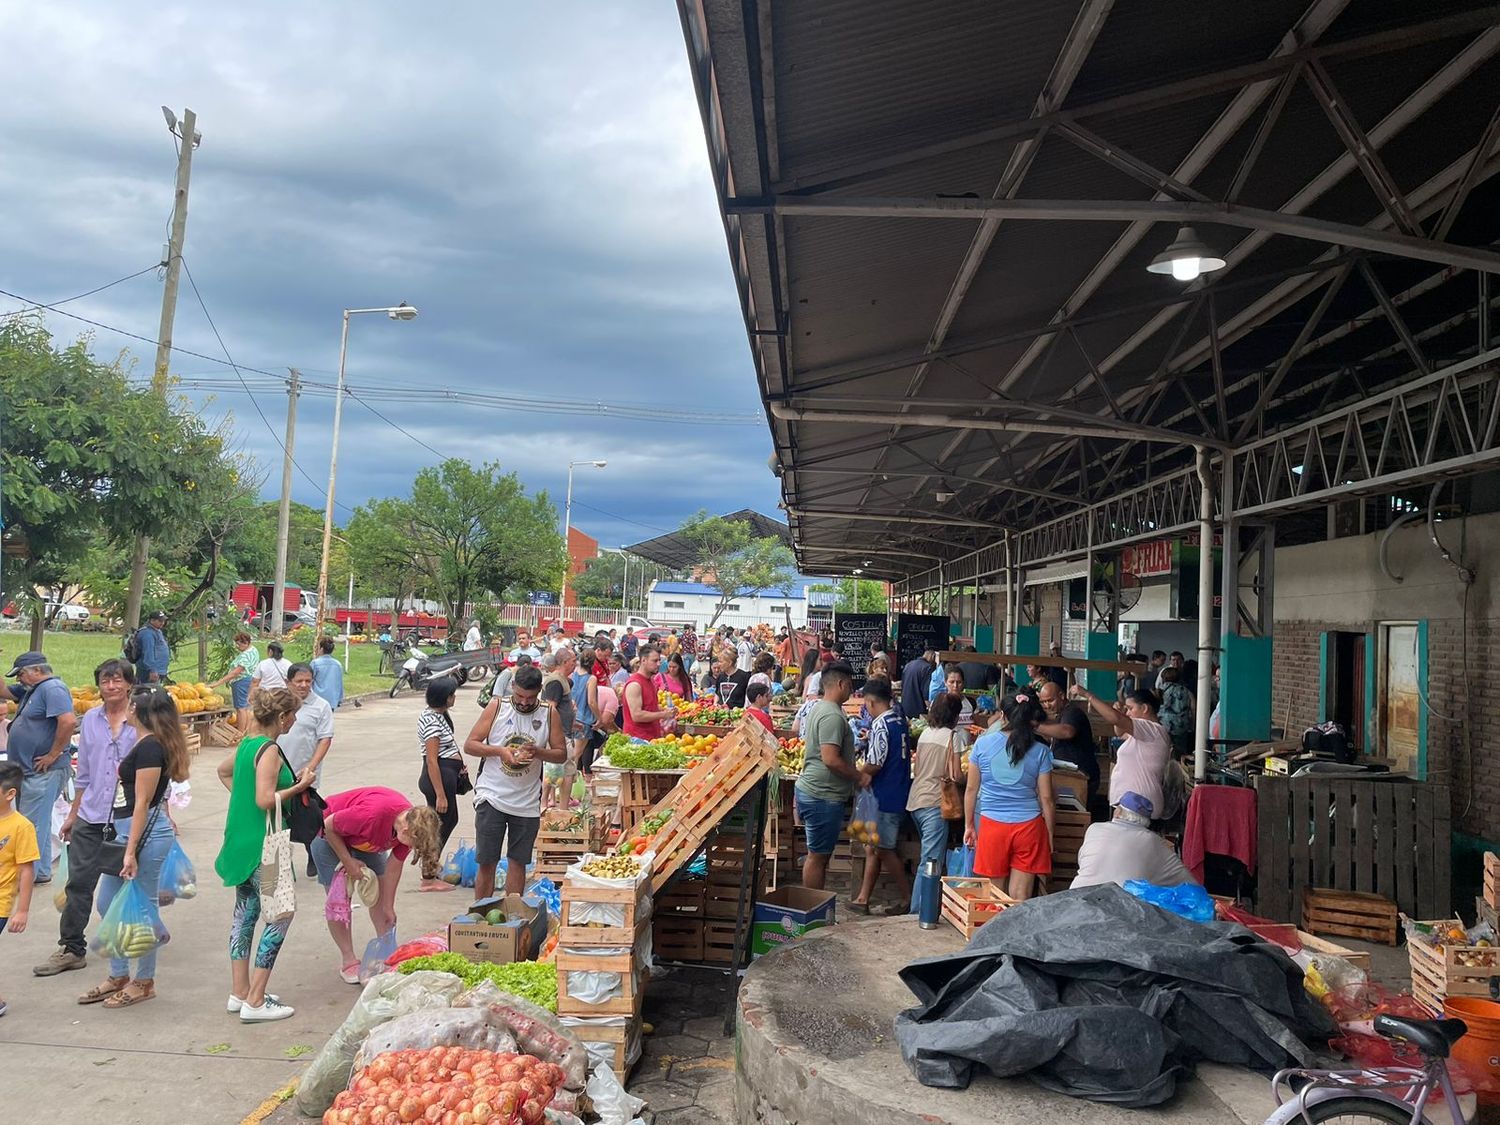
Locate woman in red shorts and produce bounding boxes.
[962,692,1054,900]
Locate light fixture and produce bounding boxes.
[1147,226,1226,282]
[591,459,607,468]
[387,302,419,321]
[934,483,955,503]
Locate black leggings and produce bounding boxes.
[417,757,463,878]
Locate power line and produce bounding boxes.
[569,499,673,534]
[346,388,446,459]
[43,263,162,307]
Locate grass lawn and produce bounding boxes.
[0,625,393,696]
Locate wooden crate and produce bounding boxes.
[940,877,1016,940]
[656,879,706,918]
[1407,919,1500,1014]
[615,718,779,893]
[534,810,608,880]
[652,916,705,961]
[1296,929,1373,975]
[1485,853,1500,912]
[701,920,740,965]
[556,949,646,1017]
[1301,887,1399,945]
[617,770,684,835]
[1050,807,1090,887]
[206,714,241,748]
[561,1015,641,1075]
[182,728,202,757]
[559,878,650,947]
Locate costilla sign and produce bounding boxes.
[1121,540,1173,578]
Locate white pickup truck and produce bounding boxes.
[579,614,676,641]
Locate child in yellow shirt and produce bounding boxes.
[0,760,40,1017]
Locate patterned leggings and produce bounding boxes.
[230,880,292,970]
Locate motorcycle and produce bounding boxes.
[388,642,474,697]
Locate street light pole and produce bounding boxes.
[316,303,417,627]
[560,459,607,609]
[620,549,629,613]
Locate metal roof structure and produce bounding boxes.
[624,508,791,569]
[677,1,1500,589]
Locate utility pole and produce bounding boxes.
[270,369,301,636]
[124,106,199,631]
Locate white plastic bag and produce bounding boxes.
[562,851,654,929]
[167,780,192,809]
[586,1062,647,1125]
[293,970,466,1117]
[354,1008,519,1070]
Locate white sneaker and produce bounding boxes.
[340,963,362,985]
[227,992,279,1013]
[239,997,295,1023]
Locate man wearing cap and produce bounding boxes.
[138,610,172,683]
[0,652,77,883]
[1071,791,1195,890]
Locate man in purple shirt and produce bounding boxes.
[34,659,138,977]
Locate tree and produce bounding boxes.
[399,459,566,624]
[346,497,426,620]
[572,551,625,606]
[809,577,888,614]
[676,510,796,629]
[0,314,243,645]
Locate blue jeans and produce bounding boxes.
[19,767,68,881]
[795,791,846,855]
[95,809,176,980]
[908,805,948,913]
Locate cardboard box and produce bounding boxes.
[750,885,836,958]
[448,893,547,964]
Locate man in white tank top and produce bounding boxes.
[464,664,566,898]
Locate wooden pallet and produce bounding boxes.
[1408,918,1500,1014]
[940,877,1016,940]
[556,951,646,1017]
[1301,887,1399,945]
[1485,853,1500,912]
[615,718,779,894]
[559,880,649,947]
[652,916,705,961]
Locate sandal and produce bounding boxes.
[102,980,155,1009]
[78,976,130,1005]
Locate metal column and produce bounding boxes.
[1193,448,1215,781]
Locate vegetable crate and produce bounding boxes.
[555,947,646,1018]
[1485,852,1500,912]
[1407,918,1500,1014]
[652,917,706,961]
[559,877,650,947]
[1301,887,1399,945]
[940,877,1017,940]
[622,717,780,894]
[534,810,609,880]
[618,770,682,835]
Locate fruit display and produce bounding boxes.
[614,808,673,857]
[651,731,719,756]
[666,697,744,726]
[326,1046,565,1124]
[776,737,805,775]
[396,954,559,1012]
[602,741,686,770]
[162,681,226,713]
[1407,920,1499,968]
[579,855,641,880]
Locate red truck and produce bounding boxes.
[230,582,319,629]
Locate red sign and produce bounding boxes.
[1122,540,1173,578]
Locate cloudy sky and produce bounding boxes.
[0,3,789,555]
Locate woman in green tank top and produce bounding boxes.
[213,687,315,1023]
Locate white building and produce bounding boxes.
[646,581,809,630]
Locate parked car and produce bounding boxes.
[46,601,91,623]
[249,609,315,632]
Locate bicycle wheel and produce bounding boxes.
[1293,1096,1431,1124]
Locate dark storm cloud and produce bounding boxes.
[0,2,782,551]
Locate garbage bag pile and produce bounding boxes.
[895,884,1337,1107]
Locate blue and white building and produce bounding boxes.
[647,580,815,630]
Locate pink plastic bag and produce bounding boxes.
[326,868,352,925]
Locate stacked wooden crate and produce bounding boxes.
[556,865,650,1074]
[533,809,608,881]
[1050,808,1090,888]
[616,770,682,835]
[1406,918,1500,1015]
[1485,852,1500,912]
[653,879,707,961]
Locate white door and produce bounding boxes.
[1380,623,1420,774]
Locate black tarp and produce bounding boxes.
[895,884,1337,1106]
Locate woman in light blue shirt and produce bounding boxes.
[963,692,1054,900]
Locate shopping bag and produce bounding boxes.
[157,840,197,905]
[358,928,399,983]
[439,844,464,887]
[457,840,478,888]
[850,788,880,846]
[945,845,975,878]
[258,803,296,923]
[91,879,169,960]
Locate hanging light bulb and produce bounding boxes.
[1148,226,1226,282]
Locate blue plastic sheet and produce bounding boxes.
[1123,879,1215,922]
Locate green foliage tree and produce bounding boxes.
[676,510,796,629]
[572,551,627,606]
[808,577,888,614]
[347,497,426,620]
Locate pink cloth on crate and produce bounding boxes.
[1181,784,1258,882]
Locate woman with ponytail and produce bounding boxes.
[962,692,1054,900]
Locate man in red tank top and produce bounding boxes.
[621,646,673,740]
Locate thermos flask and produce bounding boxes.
[917,859,941,929]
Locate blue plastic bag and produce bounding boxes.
[91,879,169,960]
[454,839,478,887]
[157,841,197,906]
[358,928,399,983]
[524,875,561,917]
[438,844,464,887]
[1123,879,1216,922]
[945,845,976,878]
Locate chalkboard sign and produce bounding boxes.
[833,612,888,685]
[893,613,950,671]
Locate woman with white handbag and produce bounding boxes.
[213,688,315,1023]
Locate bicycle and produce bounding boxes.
[1264,1013,1472,1123]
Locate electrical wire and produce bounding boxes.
[41,263,162,307]
[178,257,352,514]
[568,499,674,534]
[346,389,446,459]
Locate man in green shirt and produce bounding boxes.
[794,661,865,890]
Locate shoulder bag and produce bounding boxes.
[259,797,297,922]
[939,731,966,821]
[97,801,164,878]
[277,746,328,845]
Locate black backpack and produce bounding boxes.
[122,629,143,663]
